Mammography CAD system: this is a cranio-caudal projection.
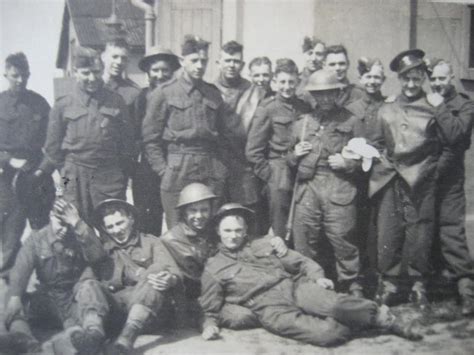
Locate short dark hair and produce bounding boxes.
[325,45,348,59]
[5,52,29,74]
[222,40,243,55]
[274,58,298,76]
[182,34,210,56]
[105,38,130,51]
[302,36,325,53]
[248,56,272,71]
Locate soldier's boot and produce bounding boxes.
[409,280,429,311]
[375,305,423,341]
[375,279,399,306]
[0,319,41,353]
[70,310,105,354]
[114,304,152,354]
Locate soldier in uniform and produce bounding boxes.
[38,47,135,223]
[346,58,386,283]
[246,59,311,237]
[369,49,453,307]
[288,70,364,296]
[426,58,474,315]
[132,47,180,236]
[142,35,240,228]
[296,36,326,108]
[0,200,106,354]
[101,36,141,109]
[323,45,365,107]
[70,184,267,353]
[248,56,274,96]
[0,52,54,279]
[214,41,270,233]
[200,203,422,346]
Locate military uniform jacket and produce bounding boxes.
[40,84,135,171]
[104,76,141,107]
[346,91,385,142]
[287,108,363,205]
[0,89,50,168]
[369,92,441,197]
[142,73,241,180]
[337,80,365,108]
[246,94,311,183]
[8,221,104,298]
[436,86,474,176]
[200,236,325,329]
[83,228,167,291]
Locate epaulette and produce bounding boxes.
[459,92,470,100]
[384,95,397,103]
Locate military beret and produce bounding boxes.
[424,57,443,76]
[73,47,101,68]
[139,46,181,72]
[181,35,210,56]
[357,57,383,76]
[302,36,325,53]
[5,52,30,73]
[389,49,425,74]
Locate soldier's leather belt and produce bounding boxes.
[167,143,216,155]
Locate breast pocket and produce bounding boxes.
[203,98,219,132]
[63,107,89,145]
[328,124,353,154]
[272,115,293,146]
[98,107,122,140]
[168,99,193,131]
[130,247,153,268]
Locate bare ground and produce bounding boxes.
[1,277,473,355]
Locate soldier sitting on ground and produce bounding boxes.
[63,183,279,354]
[0,199,106,354]
[200,203,423,346]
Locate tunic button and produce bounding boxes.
[401,123,408,130]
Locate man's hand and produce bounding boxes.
[53,199,81,227]
[316,278,334,290]
[427,92,444,107]
[147,271,177,291]
[270,237,288,257]
[202,325,220,340]
[9,158,27,170]
[294,141,312,157]
[4,296,23,327]
[328,153,348,171]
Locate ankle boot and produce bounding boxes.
[375,305,423,341]
[114,304,152,354]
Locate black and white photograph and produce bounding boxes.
[1,0,474,353]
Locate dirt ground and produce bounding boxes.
[1,277,474,355]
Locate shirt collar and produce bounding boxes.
[216,73,244,89]
[74,83,105,107]
[179,71,202,94]
[103,229,141,251]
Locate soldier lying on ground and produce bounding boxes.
[0,199,105,354]
[201,203,423,346]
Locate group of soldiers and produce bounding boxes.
[0,29,473,354]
